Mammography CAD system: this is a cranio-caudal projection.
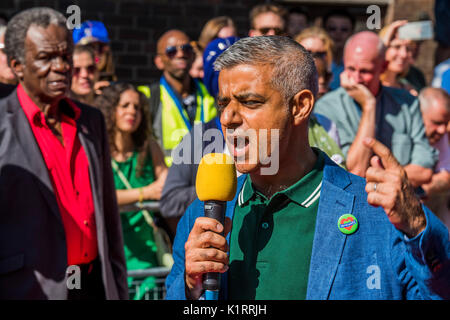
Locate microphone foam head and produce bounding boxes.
[196,153,237,201]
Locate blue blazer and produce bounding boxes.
[165,156,450,300]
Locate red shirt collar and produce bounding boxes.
[17,83,81,127]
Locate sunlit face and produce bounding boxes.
[250,12,286,36]
[422,102,450,145]
[217,64,291,174]
[0,33,16,83]
[71,51,97,96]
[344,46,384,96]
[18,24,73,105]
[385,37,415,74]
[115,89,142,134]
[156,32,193,80]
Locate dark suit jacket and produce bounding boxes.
[0,89,128,299]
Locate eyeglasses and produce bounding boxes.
[164,43,193,59]
[256,27,285,36]
[73,65,97,75]
[307,50,328,60]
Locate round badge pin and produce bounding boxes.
[337,214,358,235]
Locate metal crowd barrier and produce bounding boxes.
[120,201,172,300]
[127,267,171,300]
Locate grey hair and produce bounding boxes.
[4,7,68,66]
[419,87,450,112]
[214,36,318,103]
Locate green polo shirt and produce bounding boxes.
[228,149,325,300]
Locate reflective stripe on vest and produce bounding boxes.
[160,78,217,166]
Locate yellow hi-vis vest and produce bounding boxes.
[139,78,217,167]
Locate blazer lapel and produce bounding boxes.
[6,92,62,226]
[76,119,106,252]
[306,158,355,300]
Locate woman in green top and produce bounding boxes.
[95,83,168,299]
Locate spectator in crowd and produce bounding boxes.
[295,26,334,98]
[248,3,288,37]
[160,36,239,233]
[323,9,355,90]
[0,26,16,85]
[198,16,237,50]
[0,25,17,97]
[315,31,437,188]
[139,30,217,167]
[418,87,450,229]
[95,83,168,300]
[286,6,310,38]
[68,45,99,105]
[190,16,237,83]
[189,41,204,80]
[165,36,450,300]
[379,20,425,96]
[72,20,116,92]
[0,7,127,299]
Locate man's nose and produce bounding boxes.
[220,102,241,129]
[52,56,70,72]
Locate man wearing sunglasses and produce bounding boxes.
[248,4,288,37]
[140,30,216,167]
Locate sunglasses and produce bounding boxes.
[307,50,328,60]
[164,43,193,59]
[256,27,285,36]
[73,65,97,75]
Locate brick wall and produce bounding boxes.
[0,0,264,86]
[0,0,438,85]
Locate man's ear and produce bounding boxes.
[154,55,164,71]
[10,58,24,81]
[291,89,315,126]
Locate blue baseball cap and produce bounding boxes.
[72,21,110,45]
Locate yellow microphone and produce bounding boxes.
[195,153,237,297]
[196,153,237,202]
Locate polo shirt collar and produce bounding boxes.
[237,148,325,208]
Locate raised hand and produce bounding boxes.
[363,137,426,238]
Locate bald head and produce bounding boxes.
[344,31,385,63]
[341,31,386,96]
[419,87,450,144]
[419,87,450,112]
[157,29,190,54]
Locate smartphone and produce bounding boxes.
[397,21,433,41]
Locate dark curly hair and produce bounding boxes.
[4,7,69,66]
[95,83,153,177]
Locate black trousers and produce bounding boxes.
[67,258,105,300]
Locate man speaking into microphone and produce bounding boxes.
[165,36,450,300]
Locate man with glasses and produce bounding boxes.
[140,30,217,167]
[248,4,288,37]
[323,9,355,90]
[69,45,99,105]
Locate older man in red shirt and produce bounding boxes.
[0,7,127,299]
